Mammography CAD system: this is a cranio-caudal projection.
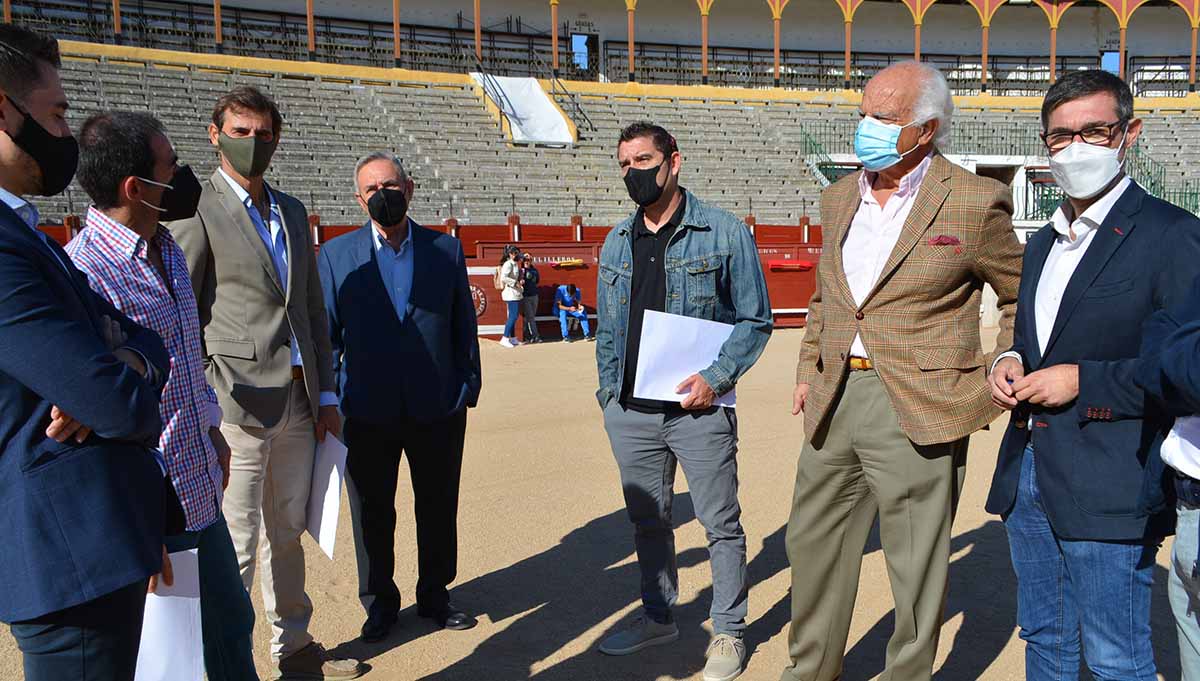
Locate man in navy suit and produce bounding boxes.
[0,25,172,681]
[319,151,481,643]
[986,70,1200,680]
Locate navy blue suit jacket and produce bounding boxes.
[319,221,481,425]
[985,182,1200,541]
[1137,274,1200,421]
[0,202,170,622]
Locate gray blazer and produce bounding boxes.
[169,169,335,429]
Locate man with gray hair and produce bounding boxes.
[318,151,481,643]
[781,62,1023,681]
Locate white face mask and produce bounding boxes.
[1049,130,1127,200]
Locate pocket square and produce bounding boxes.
[928,235,961,246]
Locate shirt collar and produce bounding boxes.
[1050,175,1132,244]
[858,152,934,203]
[0,185,39,230]
[84,206,173,259]
[635,192,688,238]
[217,167,277,215]
[372,218,413,254]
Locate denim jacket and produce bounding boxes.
[594,189,773,409]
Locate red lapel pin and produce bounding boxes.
[1113,227,1124,235]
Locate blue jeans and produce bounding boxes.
[164,514,258,681]
[503,300,520,338]
[558,308,590,338]
[1004,446,1157,681]
[1172,477,1200,681]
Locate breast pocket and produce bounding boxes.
[1083,278,1134,299]
[685,258,721,302]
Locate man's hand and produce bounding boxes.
[99,314,127,350]
[46,404,92,443]
[209,427,231,490]
[315,405,342,443]
[989,357,1026,410]
[676,374,717,410]
[1012,364,1079,408]
[147,546,173,594]
[792,383,810,416]
[112,348,148,378]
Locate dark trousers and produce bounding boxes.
[345,410,467,617]
[11,579,148,681]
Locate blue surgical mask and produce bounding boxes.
[854,116,923,172]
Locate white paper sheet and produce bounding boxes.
[135,548,203,681]
[633,310,737,408]
[306,435,348,560]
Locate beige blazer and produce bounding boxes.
[169,170,335,429]
[796,154,1024,446]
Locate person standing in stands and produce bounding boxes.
[0,25,173,681]
[68,110,260,681]
[783,62,1022,681]
[595,121,772,681]
[499,245,522,348]
[521,252,542,343]
[555,283,592,342]
[169,85,361,681]
[320,151,481,642]
[987,69,1200,681]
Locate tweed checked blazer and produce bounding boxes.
[795,154,1023,446]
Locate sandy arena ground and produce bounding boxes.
[0,328,1183,680]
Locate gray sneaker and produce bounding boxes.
[703,634,746,681]
[598,615,679,655]
[276,642,363,680]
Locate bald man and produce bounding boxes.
[781,62,1023,681]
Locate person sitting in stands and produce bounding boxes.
[555,283,592,343]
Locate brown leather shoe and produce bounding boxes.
[276,642,362,680]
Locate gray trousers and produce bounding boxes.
[521,295,540,341]
[602,401,748,636]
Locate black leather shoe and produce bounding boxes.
[360,612,398,643]
[418,604,477,631]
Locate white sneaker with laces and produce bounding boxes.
[499,337,515,348]
[597,615,679,656]
[703,634,746,681]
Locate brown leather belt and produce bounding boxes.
[848,357,874,371]
[291,365,304,381]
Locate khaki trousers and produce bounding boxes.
[221,380,316,661]
[781,370,967,681]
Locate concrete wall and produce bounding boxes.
[219,0,1193,58]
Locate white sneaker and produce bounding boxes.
[598,615,679,656]
[703,634,746,681]
[499,337,515,348]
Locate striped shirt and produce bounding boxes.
[67,207,223,532]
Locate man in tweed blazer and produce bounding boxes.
[780,62,1023,681]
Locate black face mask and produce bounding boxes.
[141,165,203,222]
[366,187,409,228]
[623,162,666,208]
[7,98,78,197]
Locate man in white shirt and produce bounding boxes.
[987,70,1200,681]
[783,61,1022,681]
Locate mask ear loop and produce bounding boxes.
[897,119,930,159]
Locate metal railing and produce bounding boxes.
[531,48,596,137]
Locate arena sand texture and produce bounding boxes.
[1,329,1182,680]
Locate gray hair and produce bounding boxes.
[904,62,955,149]
[353,151,408,192]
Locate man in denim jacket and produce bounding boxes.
[594,122,772,681]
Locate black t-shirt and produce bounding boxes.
[621,193,687,413]
[522,265,540,297]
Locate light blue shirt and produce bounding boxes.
[216,170,338,408]
[373,220,415,323]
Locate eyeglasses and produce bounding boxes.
[1041,120,1128,153]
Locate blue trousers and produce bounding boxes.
[164,514,259,681]
[1171,477,1200,681]
[11,579,147,681]
[1004,446,1157,681]
[558,308,590,338]
[503,300,520,338]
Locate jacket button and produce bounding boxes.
[840,352,846,360]
[855,311,864,320]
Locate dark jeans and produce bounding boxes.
[164,514,258,681]
[345,411,468,616]
[1005,446,1158,681]
[503,300,520,338]
[521,295,540,341]
[11,579,148,681]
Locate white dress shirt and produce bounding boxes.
[843,153,933,358]
[993,176,1132,370]
[217,169,337,408]
[373,220,415,323]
